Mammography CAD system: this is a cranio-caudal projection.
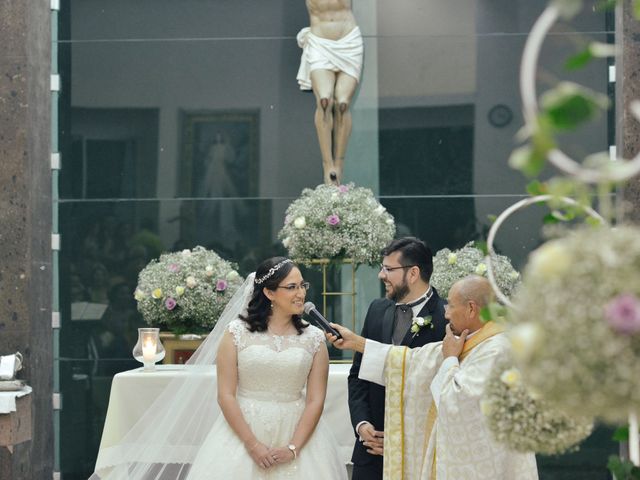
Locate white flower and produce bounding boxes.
[375,205,386,215]
[475,262,487,275]
[386,218,394,225]
[282,237,291,248]
[293,216,306,229]
[447,253,457,265]
[500,368,521,387]
[134,289,145,301]
[186,276,197,288]
[205,265,214,277]
[528,240,571,279]
[226,270,240,281]
[181,249,191,257]
[410,316,432,334]
[480,399,493,416]
[509,323,542,362]
[175,286,185,296]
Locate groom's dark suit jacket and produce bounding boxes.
[348,288,447,473]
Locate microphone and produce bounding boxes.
[303,302,343,340]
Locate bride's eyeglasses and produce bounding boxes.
[276,282,310,292]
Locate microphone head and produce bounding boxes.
[303,302,316,314]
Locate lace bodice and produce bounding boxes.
[228,319,325,401]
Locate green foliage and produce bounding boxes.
[613,426,630,442]
[595,0,619,11]
[607,455,640,479]
[526,180,548,196]
[565,49,594,70]
[540,83,609,131]
[480,302,508,323]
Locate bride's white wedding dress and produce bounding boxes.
[186,319,348,479]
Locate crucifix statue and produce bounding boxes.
[297,0,364,185]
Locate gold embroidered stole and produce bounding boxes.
[383,321,504,480]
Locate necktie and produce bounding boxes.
[392,305,413,345]
[392,290,431,345]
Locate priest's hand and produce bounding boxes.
[442,323,468,358]
[325,323,366,353]
[359,423,384,456]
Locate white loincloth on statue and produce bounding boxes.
[296,26,364,90]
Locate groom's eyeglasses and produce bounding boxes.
[379,264,417,274]
[276,282,310,291]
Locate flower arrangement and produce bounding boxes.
[482,357,593,455]
[508,226,640,423]
[278,183,395,266]
[134,246,244,334]
[430,242,520,300]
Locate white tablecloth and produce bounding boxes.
[0,386,32,414]
[96,363,354,470]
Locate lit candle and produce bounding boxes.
[142,339,156,364]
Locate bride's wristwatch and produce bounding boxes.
[287,444,297,459]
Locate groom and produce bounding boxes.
[348,237,447,479]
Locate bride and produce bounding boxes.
[91,257,347,479]
[187,257,347,478]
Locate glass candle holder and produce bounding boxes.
[132,328,165,371]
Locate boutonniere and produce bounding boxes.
[410,315,433,336]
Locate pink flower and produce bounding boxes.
[604,293,640,335]
[165,297,177,311]
[167,263,181,273]
[338,185,349,194]
[326,214,340,226]
[216,279,228,292]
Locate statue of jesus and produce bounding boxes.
[297,0,364,185]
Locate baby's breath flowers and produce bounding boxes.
[482,358,593,455]
[431,242,520,299]
[278,183,395,266]
[509,226,640,423]
[134,246,244,334]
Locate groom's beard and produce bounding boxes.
[387,276,410,303]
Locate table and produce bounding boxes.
[0,387,32,453]
[96,363,354,472]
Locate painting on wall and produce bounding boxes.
[178,109,266,260]
[179,109,260,199]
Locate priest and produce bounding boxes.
[327,275,538,480]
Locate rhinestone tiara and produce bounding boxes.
[254,259,293,285]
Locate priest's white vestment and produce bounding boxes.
[359,321,538,480]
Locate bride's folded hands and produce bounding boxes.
[247,440,276,469]
[325,324,366,353]
[268,446,296,465]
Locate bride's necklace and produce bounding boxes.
[267,321,295,337]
